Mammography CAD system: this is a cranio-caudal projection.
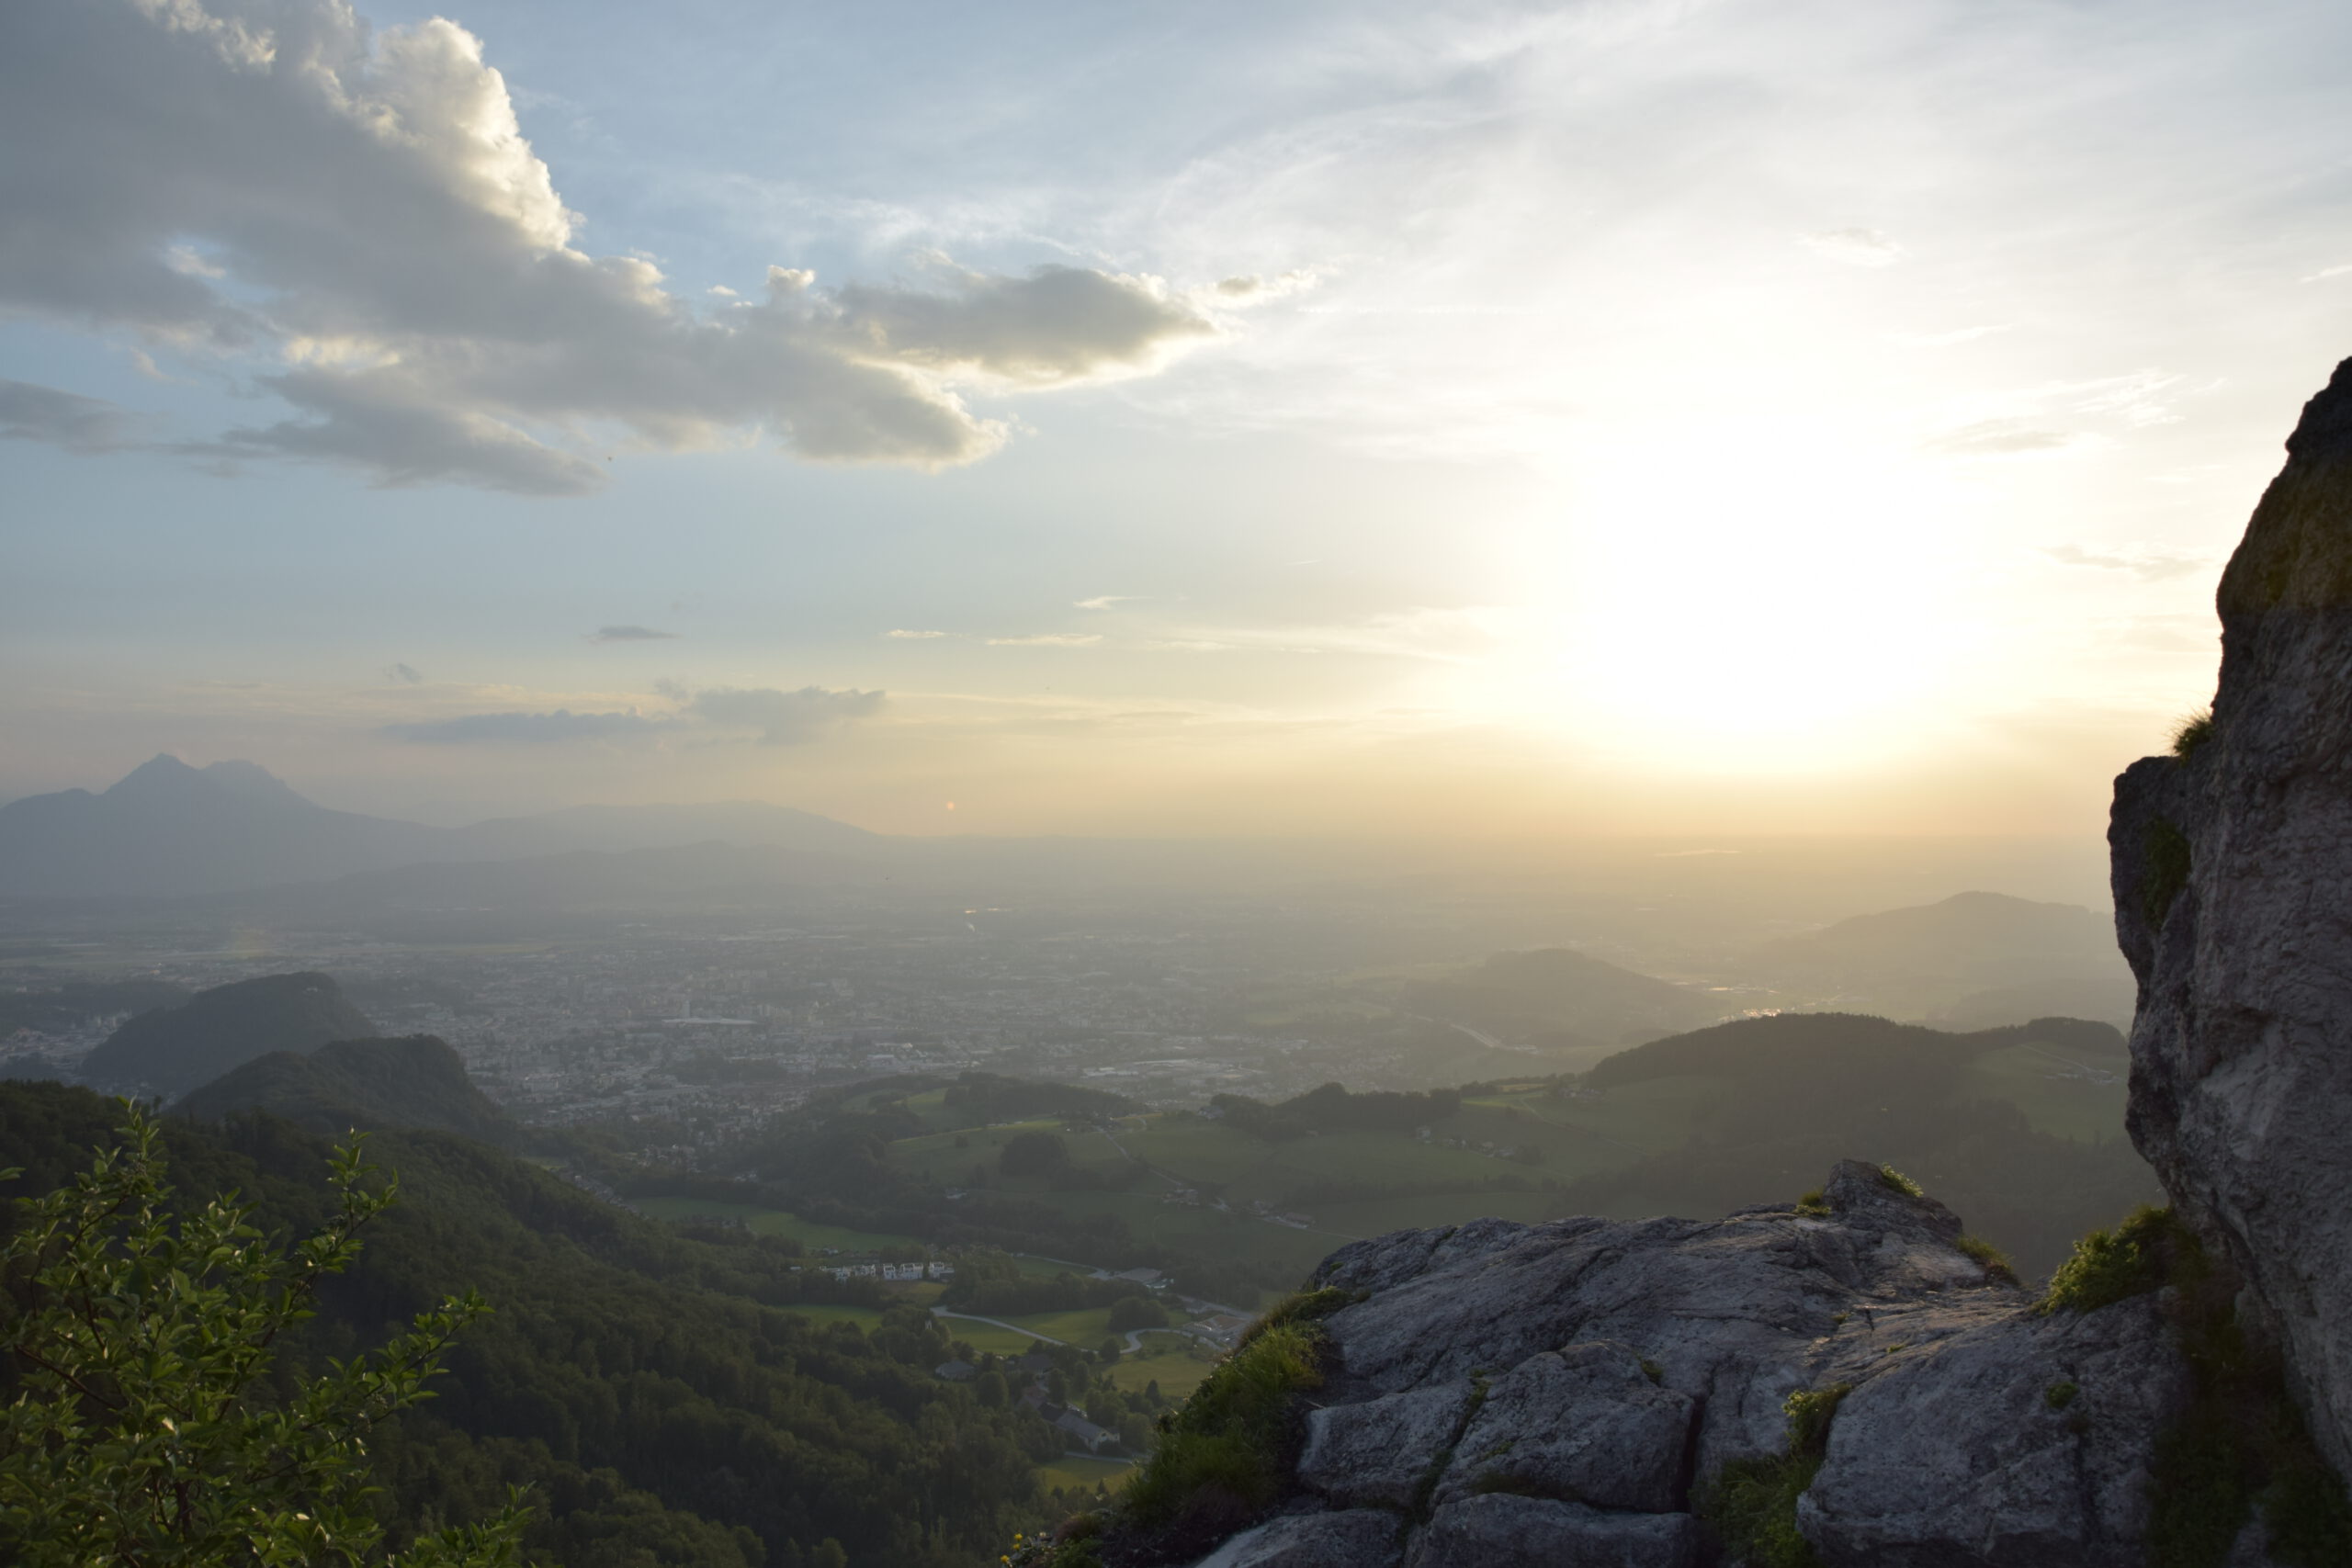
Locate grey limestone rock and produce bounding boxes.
[1308,1162,2019,1478]
[1191,1508,1404,1568]
[1405,1495,1700,1568]
[1164,1162,2217,1568]
[1798,1293,2190,1566]
[2110,352,2352,1473]
[1433,1340,1694,1511]
[1296,1382,1476,1509]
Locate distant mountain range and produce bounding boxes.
[1740,890,2133,1021]
[1401,947,1724,1051]
[0,754,883,898]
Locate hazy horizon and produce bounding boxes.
[9,0,2350,840]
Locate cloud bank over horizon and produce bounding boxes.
[382,683,886,746]
[0,0,1224,493]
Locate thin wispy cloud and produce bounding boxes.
[1893,326,2012,349]
[588,625,679,644]
[1926,420,2087,458]
[0,380,143,456]
[886,628,951,639]
[2041,544,2210,582]
[382,683,884,745]
[987,633,1103,648]
[385,662,424,684]
[383,708,665,743]
[2301,264,2352,283]
[1803,228,1905,267]
[1074,596,1141,611]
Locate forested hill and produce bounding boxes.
[1585,1010,2125,1090]
[1558,1010,2152,1272]
[171,1034,521,1145]
[0,1083,1057,1568]
[80,971,379,1095]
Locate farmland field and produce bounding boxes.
[1035,1456,1136,1496]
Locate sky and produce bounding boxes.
[6,0,2351,838]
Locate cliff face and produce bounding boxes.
[2111,354,2352,1476]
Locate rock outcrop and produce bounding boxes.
[2110,354,2352,1477]
[1160,1162,2188,1567]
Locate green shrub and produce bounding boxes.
[1238,1284,1357,1344]
[2045,1382,2080,1411]
[2145,818,2194,927]
[2040,1206,2186,1314]
[1877,1165,1923,1198]
[2172,708,2215,758]
[2134,1233,2352,1568]
[1119,1321,1326,1535]
[1702,1384,1851,1568]
[1956,1233,2019,1285]
[1794,1189,1829,1217]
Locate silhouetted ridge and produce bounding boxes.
[173,1034,517,1145]
[1585,1010,2123,1090]
[80,972,379,1094]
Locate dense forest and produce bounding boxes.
[0,1083,1061,1568]
[1555,1012,2157,1272]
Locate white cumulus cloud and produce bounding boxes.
[0,0,1222,493]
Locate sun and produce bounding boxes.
[1485,419,1980,772]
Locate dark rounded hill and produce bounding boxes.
[80,971,379,1095]
[1585,1010,2125,1092]
[172,1034,517,1145]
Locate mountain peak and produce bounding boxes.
[102,752,202,796]
[199,759,313,808]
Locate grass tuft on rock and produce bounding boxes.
[2040,1206,2188,1314]
[2172,707,2215,758]
[1955,1233,2020,1285]
[1876,1165,1923,1199]
[1702,1383,1852,1568]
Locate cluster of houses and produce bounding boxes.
[933,1350,1119,1454]
[814,1258,956,1283]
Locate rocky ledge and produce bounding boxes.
[1171,1161,2188,1568]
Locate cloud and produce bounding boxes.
[1209,270,1319,301]
[1893,325,2010,348]
[1074,595,1140,610]
[986,633,1103,647]
[886,628,950,639]
[2041,543,2209,582]
[685,685,884,744]
[2301,264,2352,283]
[0,0,1222,491]
[385,661,424,684]
[383,708,665,743]
[383,683,883,745]
[588,625,678,643]
[1802,228,1905,266]
[1924,419,2085,457]
[0,380,142,455]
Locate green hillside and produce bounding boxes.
[172,1033,521,1145]
[715,1020,2150,1290]
[79,971,379,1094]
[0,1082,1065,1568]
